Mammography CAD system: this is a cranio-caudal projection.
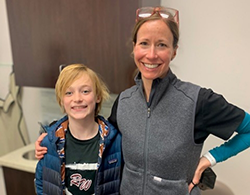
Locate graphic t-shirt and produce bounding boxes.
[65,128,100,195]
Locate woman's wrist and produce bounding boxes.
[203,152,216,167]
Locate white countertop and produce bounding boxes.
[0,143,38,173]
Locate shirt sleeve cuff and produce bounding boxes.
[203,152,217,167]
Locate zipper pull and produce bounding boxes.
[147,107,151,118]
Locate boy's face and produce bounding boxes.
[62,73,100,121]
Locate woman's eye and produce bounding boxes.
[158,43,167,47]
[139,41,148,46]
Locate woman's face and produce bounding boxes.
[133,19,177,81]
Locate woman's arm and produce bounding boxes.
[188,156,211,192]
[206,112,250,165]
[108,94,120,129]
[189,112,250,192]
[35,133,48,159]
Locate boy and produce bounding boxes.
[35,64,123,195]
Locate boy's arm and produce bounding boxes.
[35,158,44,194]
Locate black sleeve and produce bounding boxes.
[194,88,245,144]
[108,94,120,130]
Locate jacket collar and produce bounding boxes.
[134,68,176,85]
[134,69,177,107]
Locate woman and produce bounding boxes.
[108,6,250,194]
[36,7,250,195]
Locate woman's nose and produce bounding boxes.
[146,46,158,59]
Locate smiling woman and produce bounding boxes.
[107,6,250,195]
[133,19,177,100]
[132,10,179,102]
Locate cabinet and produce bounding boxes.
[3,166,35,195]
[6,0,160,93]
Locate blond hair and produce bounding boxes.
[132,13,179,49]
[55,63,109,116]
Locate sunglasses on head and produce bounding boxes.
[136,7,179,25]
[59,64,68,72]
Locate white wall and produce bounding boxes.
[161,0,250,194]
[0,0,12,194]
[0,0,13,99]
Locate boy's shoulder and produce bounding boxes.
[45,115,68,131]
[97,115,120,137]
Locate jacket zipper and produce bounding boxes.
[147,107,151,118]
[142,106,151,195]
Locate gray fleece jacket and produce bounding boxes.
[116,70,203,195]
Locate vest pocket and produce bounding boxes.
[147,174,190,195]
[120,165,143,194]
[120,166,201,195]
